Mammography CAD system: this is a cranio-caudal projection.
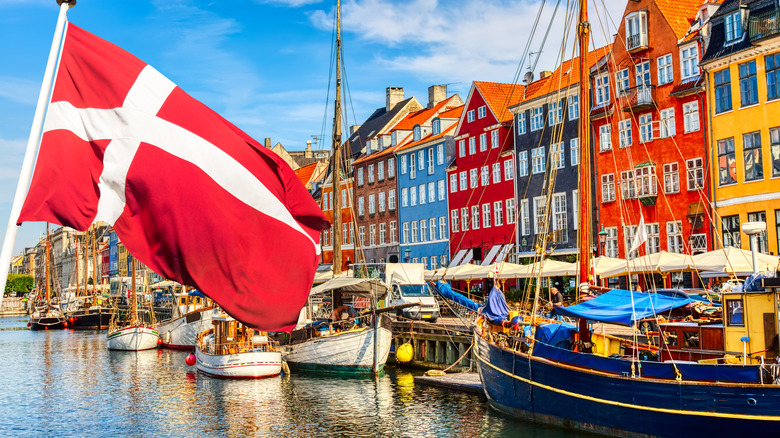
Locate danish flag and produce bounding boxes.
[18,24,329,331]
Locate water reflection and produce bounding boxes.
[0,316,582,438]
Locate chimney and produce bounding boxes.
[428,85,447,108]
[305,140,312,159]
[386,86,405,111]
[264,138,272,149]
[540,70,553,79]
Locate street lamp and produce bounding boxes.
[404,247,411,263]
[598,227,608,257]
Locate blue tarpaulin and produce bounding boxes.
[431,281,481,312]
[483,286,509,324]
[188,289,206,298]
[554,288,695,326]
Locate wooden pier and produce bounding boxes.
[414,372,484,397]
[390,317,474,372]
[0,298,28,316]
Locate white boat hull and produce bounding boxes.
[106,325,159,351]
[195,345,282,378]
[281,318,392,373]
[158,307,220,349]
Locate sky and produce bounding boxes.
[0,0,625,256]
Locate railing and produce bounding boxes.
[622,85,656,112]
[626,32,648,51]
[750,9,780,41]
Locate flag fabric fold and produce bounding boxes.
[17,23,329,331]
[629,213,647,255]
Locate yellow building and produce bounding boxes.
[700,0,780,256]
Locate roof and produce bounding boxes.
[345,96,420,158]
[701,0,769,64]
[521,45,613,102]
[654,0,703,39]
[395,123,458,153]
[294,162,318,186]
[472,81,526,123]
[439,105,464,119]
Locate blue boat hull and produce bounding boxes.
[474,331,780,437]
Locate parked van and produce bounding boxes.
[384,263,440,322]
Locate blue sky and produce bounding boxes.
[0,0,623,255]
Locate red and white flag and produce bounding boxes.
[18,24,329,331]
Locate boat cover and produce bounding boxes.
[309,277,388,299]
[554,288,695,326]
[483,286,509,324]
[431,281,481,312]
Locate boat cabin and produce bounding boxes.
[718,278,780,363]
[204,316,275,355]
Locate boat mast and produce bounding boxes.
[577,0,592,290]
[45,223,51,307]
[91,226,97,295]
[75,231,80,297]
[130,255,137,323]
[331,0,344,275]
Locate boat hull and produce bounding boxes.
[282,315,393,374]
[195,345,282,378]
[158,307,219,349]
[106,326,159,351]
[474,329,780,437]
[67,307,114,330]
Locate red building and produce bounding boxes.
[447,81,524,267]
[591,0,711,286]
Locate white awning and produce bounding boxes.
[460,249,474,265]
[494,243,514,264]
[481,245,503,266]
[448,249,468,268]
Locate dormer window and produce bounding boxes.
[432,118,441,135]
[377,136,383,150]
[724,11,743,42]
[413,125,422,142]
[625,11,648,51]
[391,131,397,146]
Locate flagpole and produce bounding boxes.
[0,0,74,308]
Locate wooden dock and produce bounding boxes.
[414,372,485,398]
[391,317,474,372]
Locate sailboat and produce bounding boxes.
[67,225,114,330]
[274,0,393,374]
[472,0,780,435]
[29,223,66,330]
[158,288,220,349]
[106,255,159,350]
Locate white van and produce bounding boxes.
[385,263,440,322]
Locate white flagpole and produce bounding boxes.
[0,0,74,308]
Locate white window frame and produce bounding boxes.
[518,151,529,177]
[568,95,579,120]
[389,189,396,210]
[438,179,445,201]
[657,54,673,85]
[388,157,395,178]
[663,162,680,194]
[470,169,478,188]
[531,106,544,131]
[507,198,516,225]
[602,173,615,202]
[504,158,514,180]
[520,199,529,235]
[686,157,704,191]
[494,201,503,227]
[517,112,526,135]
[532,146,545,174]
[680,44,699,79]
[619,119,632,148]
[639,113,653,143]
[599,124,612,151]
[659,108,676,138]
[450,174,457,193]
[482,203,491,229]
[570,138,579,166]
[683,101,700,133]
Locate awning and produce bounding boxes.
[481,245,503,266]
[448,249,468,268]
[309,277,388,299]
[554,288,695,326]
[494,243,514,263]
[460,249,474,266]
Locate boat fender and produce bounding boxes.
[281,361,290,376]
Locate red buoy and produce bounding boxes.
[26,322,30,327]
[44,326,48,330]
[69,317,75,324]
[157,338,163,345]
[63,322,68,328]
[185,353,196,366]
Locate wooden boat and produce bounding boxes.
[67,295,114,330]
[158,291,219,349]
[106,256,159,351]
[29,223,66,330]
[195,315,282,378]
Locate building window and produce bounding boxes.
[599,124,612,151]
[686,157,704,190]
[459,171,467,190]
[519,151,529,177]
[714,68,732,114]
[520,199,530,235]
[410,187,416,206]
[401,223,408,244]
[517,112,526,135]
[478,105,487,119]
[747,212,768,253]
[572,189,579,230]
[482,203,491,228]
[436,144,444,165]
[357,167,364,185]
[625,11,647,50]
[658,54,673,84]
[680,45,698,79]
[683,101,700,133]
[552,193,567,243]
[624,225,638,259]
[531,106,544,131]
[358,197,365,216]
[470,168,478,188]
[370,224,376,246]
[479,133,487,152]
[717,137,736,185]
[401,188,408,207]
[494,201,503,227]
[411,222,417,243]
[388,157,395,178]
[438,180,445,201]
[368,194,376,214]
[472,205,480,230]
[568,95,579,120]
[659,108,675,138]
[418,151,424,171]
[767,53,780,101]
[439,216,446,240]
[377,192,385,212]
[379,222,386,245]
[413,126,422,142]
[420,220,427,243]
[744,131,763,181]
[548,100,563,126]
[419,184,426,205]
[507,198,516,225]
[359,226,365,246]
[467,109,475,122]
[532,146,546,174]
[469,137,476,155]
[550,142,564,169]
[663,162,679,194]
[605,227,618,258]
[450,173,457,193]
[570,138,579,166]
[410,153,416,179]
[377,161,385,181]
[739,60,758,107]
[776,210,780,252]
[771,127,780,177]
[427,148,434,175]
[667,221,684,253]
[387,189,396,211]
[616,68,630,94]
[602,173,615,202]
[492,163,501,184]
[646,223,660,254]
[428,182,435,203]
[458,140,465,157]
[621,170,636,199]
[635,166,658,197]
[432,119,441,135]
[722,214,741,248]
[619,119,632,148]
[501,160,512,184]
[594,73,610,106]
[724,11,743,42]
[491,129,499,149]
[461,207,469,231]
[639,113,653,143]
[451,210,459,233]
[429,218,436,241]
[636,61,651,87]
[368,164,375,183]
[533,196,546,234]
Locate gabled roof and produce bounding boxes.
[472,81,526,123]
[438,105,464,119]
[521,45,613,102]
[294,162,318,186]
[345,96,421,158]
[655,0,703,39]
[701,0,765,64]
[396,123,458,153]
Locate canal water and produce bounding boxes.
[0,316,587,437]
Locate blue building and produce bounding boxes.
[395,105,463,270]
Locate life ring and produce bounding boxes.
[591,342,599,354]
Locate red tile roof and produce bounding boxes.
[294,162,318,187]
[523,45,613,101]
[655,0,702,39]
[472,81,525,123]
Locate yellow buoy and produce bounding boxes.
[396,343,414,363]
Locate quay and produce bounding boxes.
[0,298,28,316]
[414,372,484,397]
[390,316,474,372]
